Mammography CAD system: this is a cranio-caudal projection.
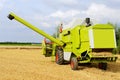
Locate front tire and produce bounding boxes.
[55,49,64,65]
[70,57,78,70]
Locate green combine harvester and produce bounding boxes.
[8,13,117,70]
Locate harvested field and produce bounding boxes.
[0,46,120,80]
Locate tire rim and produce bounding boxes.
[55,53,58,62]
[70,60,74,69]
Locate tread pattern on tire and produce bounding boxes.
[98,63,107,70]
[56,49,64,65]
[70,57,78,70]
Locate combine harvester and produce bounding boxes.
[8,13,117,70]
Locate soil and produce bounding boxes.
[0,46,120,80]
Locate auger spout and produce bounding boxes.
[8,12,64,46]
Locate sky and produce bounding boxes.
[0,0,120,42]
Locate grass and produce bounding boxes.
[0,42,42,46]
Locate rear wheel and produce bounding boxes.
[55,49,64,65]
[70,57,78,70]
[45,50,52,57]
[98,63,107,70]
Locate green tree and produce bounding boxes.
[108,22,120,54]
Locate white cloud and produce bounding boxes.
[21,0,29,2]
[59,0,78,5]
[83,3,120,23]
[41,22,51,28]
[111,0,120,2]
[16,3,120,29]
[50,10,80,19]
[0,0,6,11]
[44,0,78,6]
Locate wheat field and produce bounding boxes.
[0,46,120,80]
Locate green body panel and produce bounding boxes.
[92,24,114,29]
[93,29,116,48]
[79,26,90,54]
[60,25,90,57]
[92,24,116,48]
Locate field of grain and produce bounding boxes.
[0,46,120,80]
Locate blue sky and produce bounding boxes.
[0,0,120,42]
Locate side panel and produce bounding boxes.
[79,28,90,53]
[93,29,116,48]
[63,52,71,61]
[73,27,80,49]
[71,26,90,57]
[60,29,72,52]
[89,29,94,48]
[71,26,81,57]
[113,30,117,48]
